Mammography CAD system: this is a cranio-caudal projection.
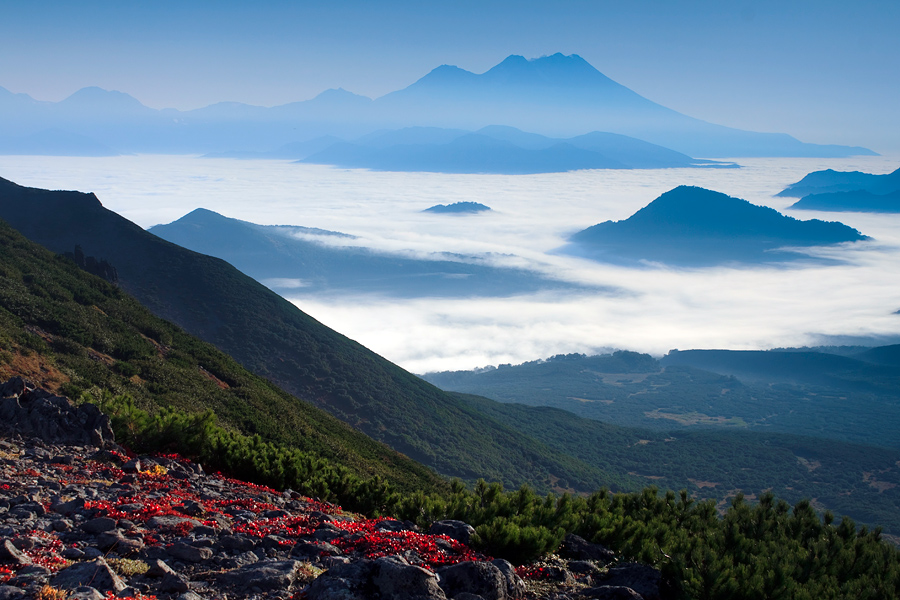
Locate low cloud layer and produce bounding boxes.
[2,153,898,372]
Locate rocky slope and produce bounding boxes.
[0,377,665,600]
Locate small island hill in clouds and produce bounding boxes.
[0,53,876,159]
[564,186,869,267]
[779,166,900,213]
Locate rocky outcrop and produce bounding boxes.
[0,377,113,447]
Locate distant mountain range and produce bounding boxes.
[777,166,900,198]
[0,54,876,158]
[148,208,591,297]
[564,186,869,266]
[297,125,727,173]
[777,166,900,213]
[789,190,900,213]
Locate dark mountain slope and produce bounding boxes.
[564,185,868,266]
[0,176,621,491]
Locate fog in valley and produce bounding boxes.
[2,153,899,373]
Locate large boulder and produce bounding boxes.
[438,560,508,600]
[491,559,526,600]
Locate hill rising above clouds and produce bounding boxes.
[565,185,868,266]
[777,166,900,198]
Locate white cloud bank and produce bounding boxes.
[1,153,898,373]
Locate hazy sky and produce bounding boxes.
[2,0,899,152]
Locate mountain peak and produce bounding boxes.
[59,86,151,114]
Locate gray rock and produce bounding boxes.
[491,559,526,600]
[51,497,86,516]
[62,547,86,560]
[97,531,143,555]
[373,556,447,600]
[147,515,202,530]
[597,563,661,600]
[167,542,213,563]
[305,560,377,599]
[376,519,419,532]
[0,384,113,447]
[217,559,302,592]
[560,534,616,563]
[67,588,105,600]
[144,558,178,578]
[569,560,602,575]
[306,557,448,600]
[429,520,475,545]
[220,534,256,552]
[81,517,118,534]
[159,572,191,593]
[51,559,126,593]
[0,585,26,600]
[0,539,32,565]
[438,560,507,600]
[579,586,643,600]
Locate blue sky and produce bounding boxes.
[2,0,898,152]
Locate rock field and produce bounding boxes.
[0,376,664,600]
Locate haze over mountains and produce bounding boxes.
[564,186,869,266]
[148,208,591,298]
[297,125,727,174]
[778,165,900,213]
[0,54,876,160]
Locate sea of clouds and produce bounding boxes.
[1,153,898,373]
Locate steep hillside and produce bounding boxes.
[0,177,622,492]
[0,217,442,494]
